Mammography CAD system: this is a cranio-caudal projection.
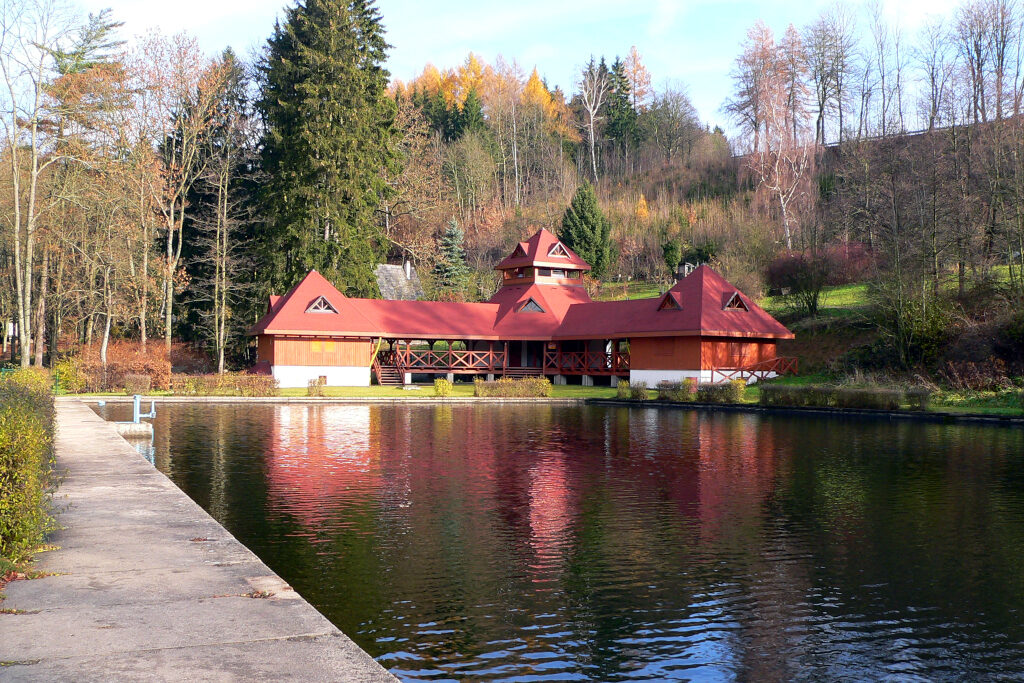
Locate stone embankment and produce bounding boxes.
[0,399,396,682]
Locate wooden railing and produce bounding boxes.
[375,345,630,376]
[381,347,508,373]
[543,350,630,375]
[714,356,798,382]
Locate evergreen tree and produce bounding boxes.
[454,88,486,138]
[606,57,639,165]
[257,0,398,297]
[432,219,470,296]
[559,182,612,277]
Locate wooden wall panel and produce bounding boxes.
[701,339,776,369]
[629,337,702,369]
[271,337,372,366]
[257,335,274,364]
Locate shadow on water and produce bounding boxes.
[94,402,1024,682]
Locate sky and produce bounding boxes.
[79,0,962,128]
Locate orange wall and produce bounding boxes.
[263,337,372,366]
[629,336,777,370]
[701,339,776,369]
[257,335,274,363]
[629,337,702,370]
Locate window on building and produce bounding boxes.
[658,293,681,310]
[551,269,565,278]
[724,292,748,311]
[548,242,569,258]
[538,268,552,277]
[306,296,338,314]
[518,298,545,313]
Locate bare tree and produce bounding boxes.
[724,21,775,153]
[0,0,75,367]
[577,57,608,182]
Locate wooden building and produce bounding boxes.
[249,228,795,387]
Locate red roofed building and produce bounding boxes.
[249,228,795,388]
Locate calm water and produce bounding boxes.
[96,402,1024,682]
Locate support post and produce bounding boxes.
[610,375,619,387]
[553,374,567,385]
[582,375,594,387]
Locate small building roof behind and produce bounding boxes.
[375,263,424,301]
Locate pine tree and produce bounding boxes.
[454,88,486,138]
[432,219,470,296]
[606,57,639,167]
[559,182,612,277]
[257,0,398,297]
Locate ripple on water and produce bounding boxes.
[105,403,1024,682]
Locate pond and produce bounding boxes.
[95,402,1024,682]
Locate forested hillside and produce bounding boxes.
[1,0,1022,385]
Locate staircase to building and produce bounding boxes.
[502,367,544,378]
[374,364,404,386]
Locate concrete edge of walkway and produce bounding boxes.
[0,399,398,682]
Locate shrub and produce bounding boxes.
[834,387,902,410]
[53,355,86,394]
[939,358,1012,392]
[123,374,152,395]
[616,379,630,399]
[170,373,278,397]
[434,378,453,397]
[696,380,745,404]
[473,377,552,397]
[682,378,698,399]
[760,384,836,407]
[0,369,55,565]
[657,380,697,402]
[629,381,649,401]
[307,377,325,397]
[905,386,933,411]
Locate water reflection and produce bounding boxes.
[95,402,1024,682]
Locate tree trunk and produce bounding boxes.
[33,249,49,367]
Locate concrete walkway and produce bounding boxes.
[0,400,397,682]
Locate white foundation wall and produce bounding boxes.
[272,365,370,388]
[629,369,711,386]
[629,369,779,385]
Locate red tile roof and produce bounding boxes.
[248,234,793,341]
[250,268,791,341]
[493,228,591,271]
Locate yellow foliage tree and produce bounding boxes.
[635,193,650,222]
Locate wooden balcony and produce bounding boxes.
[714,356,798,382]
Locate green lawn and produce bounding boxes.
[761,282,870,320]
[278,383,618,399]
[595,280,665,301]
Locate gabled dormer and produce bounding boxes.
[723,292,748,311]
[518,297,545,313]
[306,295,339,314]
[658,291,682,311]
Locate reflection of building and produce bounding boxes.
[264,405,378,528]
[249,228,794,387]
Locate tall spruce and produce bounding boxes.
[432,218,470,297]
[257,0,397,297]
[559,182,612,277]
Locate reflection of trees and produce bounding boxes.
[153,403,1024,680]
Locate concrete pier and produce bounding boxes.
[0,400,396,682]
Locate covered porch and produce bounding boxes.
[371,338,630,385]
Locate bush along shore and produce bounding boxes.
[0,369,56,581]
[611,378,1024,417]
